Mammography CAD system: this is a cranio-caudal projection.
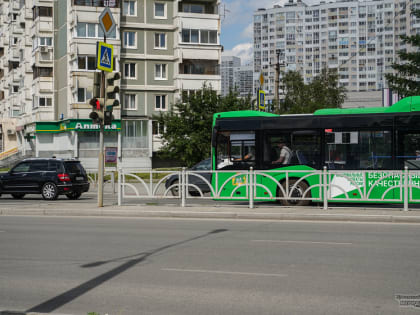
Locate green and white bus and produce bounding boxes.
[211,96,420,206]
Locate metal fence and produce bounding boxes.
[117,167,420,210]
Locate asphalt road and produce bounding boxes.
[1,216,419,315]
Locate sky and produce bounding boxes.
[220,0,319,64]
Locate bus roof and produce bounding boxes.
[213,96,420,123]
[314,96,420,115]
[213,110,278,126]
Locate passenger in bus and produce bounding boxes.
[416,150,420,160]
[272,142,292,165]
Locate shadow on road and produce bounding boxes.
[25,228,228,313]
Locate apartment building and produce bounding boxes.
[253,0,420,107]
[233,64,253,98]
[0,0,221,167]
[221,55,240,96]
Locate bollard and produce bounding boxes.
[404,166,408,211]
[111,172,115,194]
[323,166,328,210]
[117,167,122,206]
[181,167,186,207]
[249,167,254,209]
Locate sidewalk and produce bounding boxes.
[2,200,420,223]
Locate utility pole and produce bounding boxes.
[96,6,116,207]
[273,49,285,112]
[97,35,107,208]
[274,50,280,112]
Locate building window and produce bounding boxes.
[154,2,166,18]
[152,121,165,135]
[155,64,167,79]
[76,23,116,39]
[122,120,148,149]
[123,31,136,48]
[182,29,217,44]
[123,0,136,16]
[181,3,204,13]
[200,30,217,44]
[124,63,136,79]
[155,95,167,110]
[154,33,166,49]
[39,97,52,107]
[39,37,52,46]
[33,6,52,20]
[123,94,137,110]
[78,56,96,70]
[73,0,119,8]
[33,67,53,79]
[76,88,92,103]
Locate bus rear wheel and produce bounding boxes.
[277,179,311,206]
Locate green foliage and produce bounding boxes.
[385,10,420,97]
[154,85,251,167]
[278,68,346,114]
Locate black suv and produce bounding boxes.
[0,158,89,200]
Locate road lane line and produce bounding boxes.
[162,268,287,277]
[252,240,353,245]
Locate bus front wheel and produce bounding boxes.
[278,179,311,206]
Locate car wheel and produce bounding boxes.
[42,182,58,200]
[170,179,179,196]
[277,179,311,206]
[11,193,25,199]
[66,192,82,200]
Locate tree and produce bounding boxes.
[279,68,346,114]
[385,9,420,97]
[155,85,251,167]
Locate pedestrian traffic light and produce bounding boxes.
[89,97,104,123]
[105,72,120,110]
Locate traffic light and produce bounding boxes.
[93,72,101,98]
[104,110,113,126]
[89,97,104,123]
[105,72,120,110]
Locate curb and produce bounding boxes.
[2,208,420,223]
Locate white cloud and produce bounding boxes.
[221,0,287,26]
[224,43,253,65]
[241,23,253,40]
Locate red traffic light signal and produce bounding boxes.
[89,98,101,110]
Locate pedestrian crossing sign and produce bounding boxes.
[258,90,265,110]
[96,41,113,72]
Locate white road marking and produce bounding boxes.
[252,240,353,245]
[162,268,287,277]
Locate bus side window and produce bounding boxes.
[398,132,420,170]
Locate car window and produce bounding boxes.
[12,162,31,173]
[30,161,49,172]
[64,161,85,174]
[48,160,63,172]
[192,158,211,170]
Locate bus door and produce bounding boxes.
[396,131,420,202]
[214,131,256,200]
[324,129,394,202]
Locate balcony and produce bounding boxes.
[73,0,120,8]
[179,60,219,75]
[178,1,218,15]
